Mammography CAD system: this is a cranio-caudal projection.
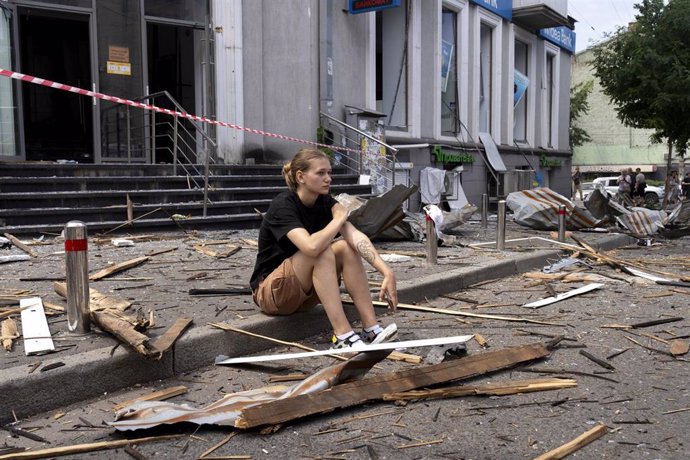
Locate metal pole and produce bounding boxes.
[64,221,90,333]
[126,106,131,163]
[496,200,506,251]
[558,205,567,242]
[426,215,438,265]
[173,115,179,175]
[481,193,488,228]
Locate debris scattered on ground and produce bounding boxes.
[20,297,54,355]
[534,423,608,460]
[89,256,150,281]
[506,188,599,230]
[1,317,18,351]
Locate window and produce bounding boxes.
[513,40,528,142]
[376,1,408,130]
[441,7,458,136]
[478,23,492,134]
[545,50,556,147]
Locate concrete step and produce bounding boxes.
[0,173,360,193]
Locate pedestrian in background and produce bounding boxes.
[633,167,646,206]
[571,166,583,201]
[250,148,398,350]
[617,168,632,202]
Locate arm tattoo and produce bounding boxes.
[356,240,377,266]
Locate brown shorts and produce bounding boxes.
[252,257,320,315]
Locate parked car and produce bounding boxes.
[589,176,663,205]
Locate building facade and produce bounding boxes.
[0,0,575,210]
[571,45,671,180]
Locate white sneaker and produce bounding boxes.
[362,323,398,345]
[330,332,367,350]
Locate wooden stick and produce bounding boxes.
[383,378,577,401]
[90,256,150,281]
[199,432,238,459]
[3,233,38,258]
[579,350,615,371]
[149,318,193,357]
[359,299,562,326]
[1,318,18,351]
[113,385,188,411]
[0,435,181,460]
[533,423,608,460]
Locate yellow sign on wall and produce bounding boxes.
[107,61,131,76]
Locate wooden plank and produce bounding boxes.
[216,334,475,365]
[112,385,188,411]
[149,318,193,357]
[534,423,608,460]
[89,256,150,281]
[3,233,38,258]
[193,245,240,258]
[0,435,181,460]
[235,342,551,428]
[92,310,149,355]
[523,283,604,309]
[20,297,54,355]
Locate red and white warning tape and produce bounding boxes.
[0,68,363,155]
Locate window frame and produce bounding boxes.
[472,7,502,141]
[542,41,560,149]
[511,26,537,146]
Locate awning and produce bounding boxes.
[478,132,507,172]
[574,165,658,173]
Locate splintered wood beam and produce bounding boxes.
[1,318,18,351]
[0,435,181,460]
[92,310,150,355]
[89,256,150,281]
[53,282,131,312]
[534,423,608,460]
[236,342,551,428]
[359,299,562,326]
[382,378,577,401]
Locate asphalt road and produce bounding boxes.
[2,232,688,459]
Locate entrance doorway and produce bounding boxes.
[19,10,93,162]
[147,22,197,164]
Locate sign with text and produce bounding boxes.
[469,0,512,21]
[349,0,400,14]
[539,27,576,54]
[108,46,130,63]
[107,61,131,76]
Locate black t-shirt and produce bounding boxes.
[249,191,337,291]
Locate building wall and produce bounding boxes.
[571,47,666,177]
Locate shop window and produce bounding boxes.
[376,1,408,130]
[441,7,459,136]
[513,40,528,143]
[478,22,492,134]
[145,0,207,24]
[544,48,558,148]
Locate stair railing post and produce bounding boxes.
[126,106,131,163]
[151,110,156,164]
[173,115,179,175]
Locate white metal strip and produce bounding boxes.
[523,283,604,309]
[215,335,475,365]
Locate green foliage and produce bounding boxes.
[591,0,690,157]
[569,80,594,150]
[316,126,334,160]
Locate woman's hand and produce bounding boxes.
[379,270,398,312]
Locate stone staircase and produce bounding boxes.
[0,163,371,235]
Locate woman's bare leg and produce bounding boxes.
[290,248,352,335]
[332,240,377,329]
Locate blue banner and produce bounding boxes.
[470,0,512,21]
[539,27,576,54]
[349,0,401,15]
[513,70,529,107]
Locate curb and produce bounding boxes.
[0,233,634,424]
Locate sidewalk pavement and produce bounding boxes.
[0,221,634,424]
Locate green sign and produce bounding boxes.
[539,153,561,168]
[433,145,474,164]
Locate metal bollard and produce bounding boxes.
[496,200,506,250]
[426,215,438,265]
[558,205,567,242]
[64,221,90,333]
[481,193,488,228]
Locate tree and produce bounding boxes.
[569,80,593,151]
[592,0,690,206]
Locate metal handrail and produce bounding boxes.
[319,112,399,195]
